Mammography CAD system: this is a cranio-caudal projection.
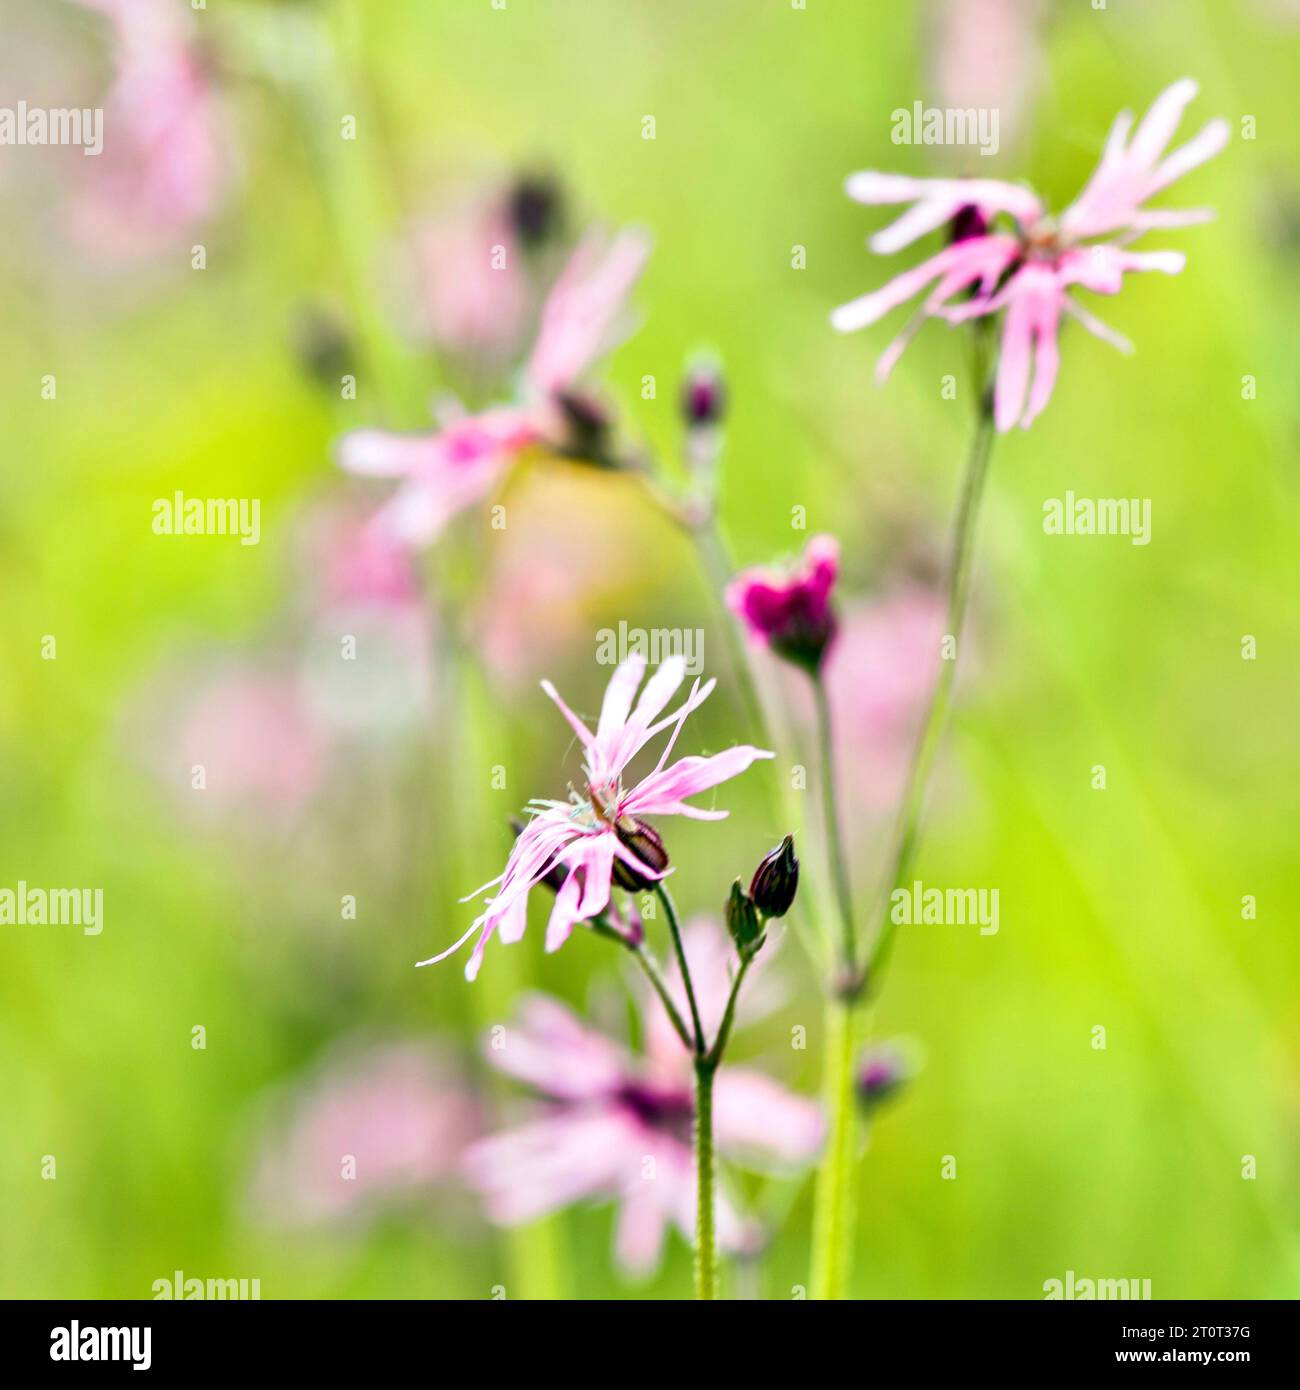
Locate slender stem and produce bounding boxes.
[813,674,856,971]
[705,952,755,1069]
[866,401,996,987]
[809,393,998,1300]
[692,518,768,746]
[655,882,705,1055]
[588,916,694,1052]
[694,1058,718,1300]
[809,997,858,1300]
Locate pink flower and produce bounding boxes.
[337,226,651,548]
[831,79,1227,430]
[465,924,823,1276]
[407,196,530,363]
[252,1040,482,1226]
[71,0,229,258]
[726,535,840,672]
[419,654,773,980]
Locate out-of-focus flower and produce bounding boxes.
[681,353,726,429]
[822,585,946,817]
[831,79,1227,430]
[507,171,564,250]
[252,1040,482,1226]
[296,503,434,733]
[71,0,229,258]
[174,669,328,821]
[419,654,772,980]
[726,535,840,673]
[407,195,530,363]
[338,226,650,548]
[466,923,822,1276]
[930,0,1044,155]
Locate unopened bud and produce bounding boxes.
[508,173,563,249]
[749,835,798,918]
[611,816,669,892]
[857,1043,910,1112]
[948,203,989,244]
[682,355,725,428]
[725,879,764,957]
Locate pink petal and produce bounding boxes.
[623,746,774,819]
[714,1069,826,1166]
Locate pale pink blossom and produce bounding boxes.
[252,1040,482,1225]
[832,79,1227,430]
[931,0,1044,153]
[337,227,650,547]
[405,195,530,362]
[466,923,822,1276]
[726,535,840,671]
[419,654,772,980]
[71,0,229,258]
[175,670,328,820]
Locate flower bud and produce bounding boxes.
[610,816,670,892]
[749,835,798,918]
[856,1043,910,1112]
[508,173,563,249]
[725,535,839,675]
[681,356,725,429]
[725,879,764,957]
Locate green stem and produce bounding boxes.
[655,882,705,1055]
[694,1058,718,1300]
[706,952,754,1069]
[809,997,858,1300]
[809,394,998,1300]
[590,917,693,1052]
[813,674,856,971]
[866,401,996,987]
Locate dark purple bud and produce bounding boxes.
[682,357,725,428]
[554,390,615,466]
[725,879,764,957]
[749,835,798,919]
[611,817,670,892]
[949,203,989,244]
[508,173,563,249]
[856,1043,910,1111]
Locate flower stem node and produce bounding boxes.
[725,879,766,961]
[749,834,799,919]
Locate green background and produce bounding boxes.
[0,0,1296,1299]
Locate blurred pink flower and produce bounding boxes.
[419,654,772,980]
[175,670,328,820]
[407,196,530,362]
[727,535,839,672]
[931,0,1044,153]
[71,0,229,258]
[466,923,822,1276]
[822,586,946,817]
[337,226,650,547]
[832,79,1226,430]
[253,1041,482,1225]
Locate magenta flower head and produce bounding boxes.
[831,79,1227,431]
[419,654,773,980]
[726,535,840,674]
